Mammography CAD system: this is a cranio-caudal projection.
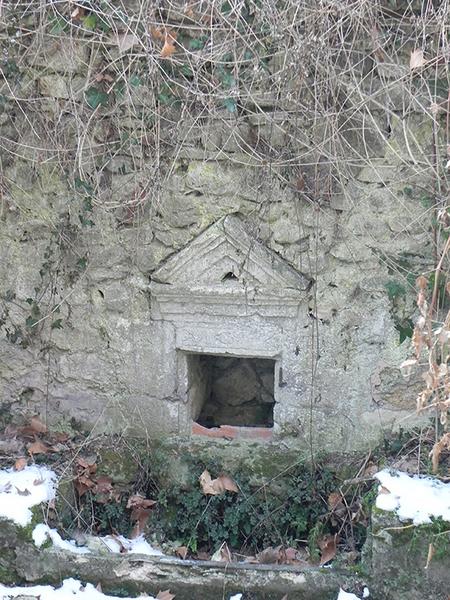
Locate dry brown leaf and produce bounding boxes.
[27,440,50,456]
[211,542,232,562]
[430,432,450,473]
[256,546,282,564]
[15,486,31,496]
[96,583,103,593]
[175,546,188,559]
[74,474,96,497]
[76,456,97,474]
[410,49,425,69]
[150,27,166,41]
[156,591,175,600]
[30,416,47,434]
[95,475,113,494]
[160,37,176,58]
[127,493,157,537]
[14,457,27,471]
[199,470,238,496]
[328,492,343,511]
[94,73,114,83]
[318,534,338,565]
[71,6,85,20]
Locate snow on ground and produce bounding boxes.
[99,534,164,556]
[0,465,56,526]
[337,588,369,600]
[33,524,90,554]
[32,524,164,557]
[0,578,156,600]
[375,469,450,525]
[0,463,163,557]
[0,579,242,600]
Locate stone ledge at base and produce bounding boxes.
[0,518,358,600]
[192,422,274,440]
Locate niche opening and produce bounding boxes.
[188,354,275,428]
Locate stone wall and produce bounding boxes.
[0,0,447,453]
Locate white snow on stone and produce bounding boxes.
[100,534,164,556]
[375,469,450,525]
[363,588,370,598]
[0,578,156,599]
[0,578,241,599]
[33,524,90,554]
[337,590,363,600]
[0,465,56,526]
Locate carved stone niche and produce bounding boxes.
[150,215,311,440]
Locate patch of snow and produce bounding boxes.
[229,595,243,600]
[0,465,56,526]
[362,588,370,598]
[0,577,156,599]
[337,590,363,600]
[99,534,164,556]
[375,469,450,525]
[33,524,90,554]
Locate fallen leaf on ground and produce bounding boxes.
[175,546,188,559]
[318,534,338,565]
[211,542,232,562]
[256,546,282,564]
[328,491,343,510]
[199,470,238,495]
[14,457,27,471]
[28,440,51,456]
[15,487,31,496]
[156,591,175,600]
[76,456,97,473]
[160,36,176,58]
[127,494,157,537]
[30,416,47,434]
[74,474,96,497]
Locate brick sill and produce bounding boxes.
[192,422,273,440]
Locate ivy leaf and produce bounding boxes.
[51,319,63,330]
[50,16,68,34]
[82,14,97,30]
[75,177,93,193]
[85,87,109,110]
[223,98,236,113]
[25,316,39,329]
[76,257,88,270]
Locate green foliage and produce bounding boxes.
[147,457,339,554]
[385,280,406,302]
[85,87,110,110]
[49,16,68,34]
[82,14,97,30]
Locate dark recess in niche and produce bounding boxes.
[188,353,275,428]
[221,271,238,281]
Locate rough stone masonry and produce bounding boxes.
[0,0,444,454]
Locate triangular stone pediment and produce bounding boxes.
[151,215,311,293]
